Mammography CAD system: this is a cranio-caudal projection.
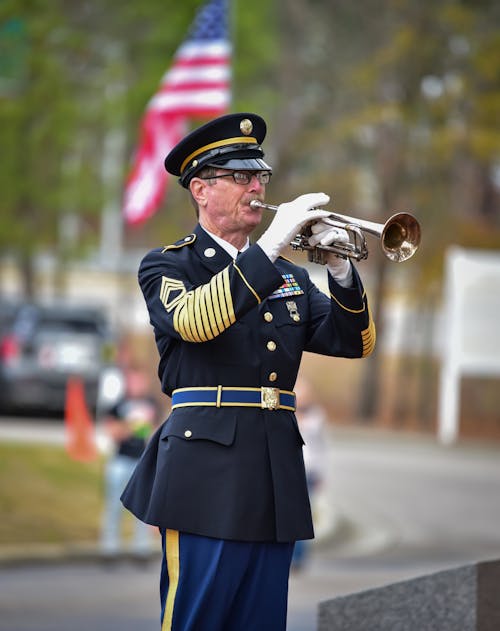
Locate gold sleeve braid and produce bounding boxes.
[361,306,376,357]
[329,290,376,358]
[161,267,236,342]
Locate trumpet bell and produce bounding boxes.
[381,213,421,262]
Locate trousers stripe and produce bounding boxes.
[161,529,180,631]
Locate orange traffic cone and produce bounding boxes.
[64,376,97,462]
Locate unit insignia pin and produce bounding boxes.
[286,301,301,322]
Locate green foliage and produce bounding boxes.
[269,0,500,295]
[0,0,498,297]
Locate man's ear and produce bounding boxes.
[190,178,207,207]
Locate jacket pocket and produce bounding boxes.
[160,407,237,446]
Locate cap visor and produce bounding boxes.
[208,158,272,171]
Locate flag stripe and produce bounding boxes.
[170,56,231,69]
[173,41,231,61]
[149,90,230,114]
[162,69,230,87]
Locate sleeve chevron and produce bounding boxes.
[162,267,236,342]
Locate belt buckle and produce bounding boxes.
[261,387,280,410]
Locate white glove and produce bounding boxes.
[308,219,353,287]
[308,220,350,248]
[257,193,331,262]
[326,254,353,287]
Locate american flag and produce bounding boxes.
[123,0,231,225]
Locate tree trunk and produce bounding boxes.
[19,251,36,300]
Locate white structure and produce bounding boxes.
[439,246,500,444]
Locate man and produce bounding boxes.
[121,112,375,631]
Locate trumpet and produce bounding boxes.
[250,200,421,264]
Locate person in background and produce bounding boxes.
[121,112,376,630]
[291,375,330,571]
[100,365,161,560]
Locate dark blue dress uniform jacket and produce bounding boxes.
[121,223,375,543]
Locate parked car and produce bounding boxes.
[0,301,19,336]
[0,302,116,416]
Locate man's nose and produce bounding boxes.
[248,174,265,191]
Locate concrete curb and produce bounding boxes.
[0,542,161,568]
[0,511,392,569]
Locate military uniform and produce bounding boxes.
[120,111,376,630]
[121,224,374,542]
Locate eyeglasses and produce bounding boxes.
[200,171,272,185]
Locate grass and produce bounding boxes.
[0,443,107,546]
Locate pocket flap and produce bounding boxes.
[160,407,237,446]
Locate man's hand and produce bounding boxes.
[308,219,353,287]
[257,193,331,262]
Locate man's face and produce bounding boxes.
[195,169,271,237]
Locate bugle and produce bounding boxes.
[250,200,421,264]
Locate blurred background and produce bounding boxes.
[1,0,499,431]
[0,1,499,629]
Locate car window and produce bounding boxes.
[8,306,108,341]
[38,318,101,335]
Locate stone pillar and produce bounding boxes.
[318,560,500,631]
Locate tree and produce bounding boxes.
[0,0,212,296]
[262,0,500,421]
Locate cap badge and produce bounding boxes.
[240,118,253,136]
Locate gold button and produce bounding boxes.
[266,341,277,351]
[184,430,192,438]
[293,314,300,322]
[264,312,273,322]
[268,372,278,382]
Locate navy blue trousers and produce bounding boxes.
[160,529,294,631]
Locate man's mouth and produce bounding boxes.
[249,198,264,209]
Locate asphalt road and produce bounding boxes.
[1,420,500,630]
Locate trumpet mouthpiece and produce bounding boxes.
[250,200,264,209]
[250,200,278,211]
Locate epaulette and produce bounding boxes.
[161,233,196,253]
[277,254,294,263]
